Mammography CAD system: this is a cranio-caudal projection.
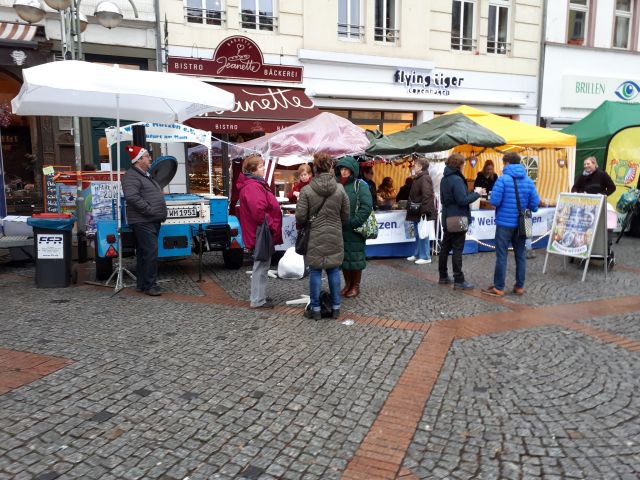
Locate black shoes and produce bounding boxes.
[252,301,275,309]
[331,309,340,320]
[438,277,453,285]
[304,309,321,320]
[144,287,162,296]
[453,281,474,290]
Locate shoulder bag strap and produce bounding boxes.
[512,175,522,212]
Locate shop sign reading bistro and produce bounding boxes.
[168,36,303,83]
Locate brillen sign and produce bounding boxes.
[168,36,303,83]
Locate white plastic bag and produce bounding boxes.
[418,215,429,240]
[277,247,305,279]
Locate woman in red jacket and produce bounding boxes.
[287,163,312,203]
[237,154,283,309]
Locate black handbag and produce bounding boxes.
[305,290,333,318]
[512,177,533,239]
[253,216,274,262]
[295,196,328,255]
[407,201,422,216]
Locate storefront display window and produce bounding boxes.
[567,0,589,45]
[320,109,415,135]
[613,0,632,49]
[241,0,276,31]
[452,0,476,51]
[488,1,510,54]
[338,0,363,39]
[185,0,225,26]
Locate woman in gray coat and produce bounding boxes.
[296,153,350,320]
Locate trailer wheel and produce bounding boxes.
[95,244,113,280]
[223,249,244,270]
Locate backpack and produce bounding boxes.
[616,188,640,213]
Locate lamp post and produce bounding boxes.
[13,0,138,257]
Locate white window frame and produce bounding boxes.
[374,0,400,44]
[185,0,225,26]
[338,0,364,40]
[567,0,589,45]
[240,0,277,31]
[451,0,477,51]
[613,0,633,49]
[487,0,510,54]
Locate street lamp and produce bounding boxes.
[13,0,138,258]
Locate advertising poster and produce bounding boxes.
[547,194,602,258]
[606,126,640,209]
[89,181,118,236]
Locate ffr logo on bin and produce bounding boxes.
[38,236,62,245]
[36,234,64,259]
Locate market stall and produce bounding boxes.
[562,101,640,209]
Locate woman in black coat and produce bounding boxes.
[571,156,616,196]
[406,158,435,265]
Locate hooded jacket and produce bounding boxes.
[490,163,540,228]
[439,165,479,224]
[335,156,373,270]
[295,172,349,269]
[122,166,167,225]
[236,173,283,250]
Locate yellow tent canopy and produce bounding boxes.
[444,105,576,148]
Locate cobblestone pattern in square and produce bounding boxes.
[582,312,640,343]
[402,327,640,480]
[0,285,421,480]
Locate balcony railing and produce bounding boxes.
[374,27,400,44]
[337,22,364,40]
[185,7,225,26]
[241,12,278,31]
[487,40,511,54]
[451,35,477,52]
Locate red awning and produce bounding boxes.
[187,83,319,134]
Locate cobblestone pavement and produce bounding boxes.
[0,237,639,479]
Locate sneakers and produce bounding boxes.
[453,281,474,290]
[438,277,453,285]
[406,256,417,262]
[482,286,505,296]
[414,258,432,265]
[513,287,525,296]
[304,309,321,320]
[526,251,536,259]
[251,300,275,309]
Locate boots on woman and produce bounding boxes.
[340,270,352,296]
[345,270,361,298]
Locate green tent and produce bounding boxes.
[562,101,640,181]
[366,113,505,155]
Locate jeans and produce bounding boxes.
[131,222,161,291]
[309,266,341,311]
[250,258,270,307]
[438,231,466,283]
[493,226,526,291]
[413,221,431,260]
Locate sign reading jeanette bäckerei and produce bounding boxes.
[561,75,640,108]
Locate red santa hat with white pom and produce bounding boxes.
[126,145,148,163]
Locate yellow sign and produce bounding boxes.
[606,126,640,209]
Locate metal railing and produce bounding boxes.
[185,7,225,26]
[337,22,364,39]
[240,12,278,31]
[374,27,400,43]
[451,35,477,51]
[487,40,511,54]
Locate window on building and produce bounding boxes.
[567,0,589,45]
[374,0,399,43]
[321,109,415,135]
[488,0,510,54]
[521,155,539,183]
[613,0,633,48]
[338,0,363,39]
[451,0,476,51]
[185,0,225,25]
[241,0,276,31]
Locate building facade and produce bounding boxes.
[0,0,157,216]
[540,0,640,127]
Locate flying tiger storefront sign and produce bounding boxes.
[168,36,319,134]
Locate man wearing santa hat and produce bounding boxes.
[122,145,167,296]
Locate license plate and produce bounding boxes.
[167,205,200,218]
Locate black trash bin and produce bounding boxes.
[28,213,76,288]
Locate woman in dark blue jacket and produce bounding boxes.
[438,153,480,290]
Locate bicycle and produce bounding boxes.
[615,186,640,244]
